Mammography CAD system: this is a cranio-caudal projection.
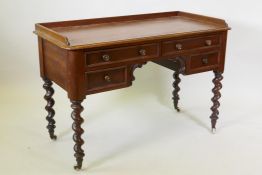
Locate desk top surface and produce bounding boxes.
[35,11,230,50]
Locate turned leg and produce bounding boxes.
[210,71,223,133]
[172,71,181,112]
[43,78,57,140]
[71,100,85,170]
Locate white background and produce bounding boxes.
[1,1,262,175]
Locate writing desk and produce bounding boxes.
[34,11,230,170]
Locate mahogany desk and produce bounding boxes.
[34,11,230,170]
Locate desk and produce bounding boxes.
[34,11,230,170]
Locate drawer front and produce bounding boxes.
[86,67,127,91]
[186,51,220,74]
[162,35,220,56]
[86,43,159,67]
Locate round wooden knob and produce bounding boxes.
[104,75,111,82]
[139,49,146,56]
[202,57,208,65]
[175,43,182,50]
[205,40,212,46]
[102,54,110,62]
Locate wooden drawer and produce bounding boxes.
[162,35,220,56]
[86,43,159,67]
[86,67,127,91]
[186,51,220,74]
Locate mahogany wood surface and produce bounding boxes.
[35,11,229,50]
[34,11,230,170]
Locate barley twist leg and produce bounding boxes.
[210,71,223,133]
[172,72,181,112]
[43,78,57,140]
[71,100,85,170]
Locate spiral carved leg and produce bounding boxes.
[210,71,223,132]
[172,72,181,112]
[43,78,57,140]
[71,100,85,170]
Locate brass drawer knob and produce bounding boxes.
[205,40,212,46]
[202,57,209,65]
[175,43,182,50]
[139,49,146,56]
[102,54,110,62]
[104,75,111,82]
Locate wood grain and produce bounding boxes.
[34,11,230,50]
[52,16,222,47]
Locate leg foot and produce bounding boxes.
[210,71,223,131]
[71,100,85,170]
[211,128,216,134]
[43,78,57,140]
[172,72,181,112]
[74,165,82,170]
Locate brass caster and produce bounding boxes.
[74,165,82,170]
[175,107,180,112]
[211,128,216,134]
[50,135,57,140]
